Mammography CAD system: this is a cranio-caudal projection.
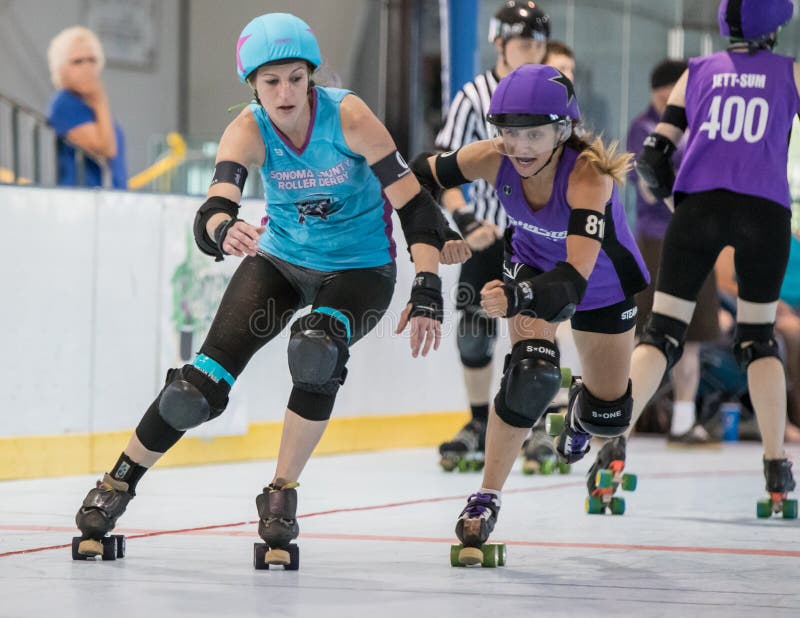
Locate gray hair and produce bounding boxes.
[48,26,105,89]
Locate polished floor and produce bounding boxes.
[1,437,798,618]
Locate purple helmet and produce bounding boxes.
[718,0,793,40]
[487,64,580,125]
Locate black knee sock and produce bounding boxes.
[109,452,148,496]
[471,404,489,424]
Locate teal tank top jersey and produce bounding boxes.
[251,87,396,271]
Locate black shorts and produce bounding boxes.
[456,236,505,310]
[502,259,638,334]
[661,190,791,304]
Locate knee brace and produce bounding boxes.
[457,306,498,368]
[288,309,350,397]
[158,355,232,431]
[638,312,688,372]
[733,323,780,371]
[494,339,562,428]
[572,380,633,437]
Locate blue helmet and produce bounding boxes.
[236,13,322,83]
[718,0,794,40]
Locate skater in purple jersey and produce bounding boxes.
[413,64,650,564]
[635,0,799,518]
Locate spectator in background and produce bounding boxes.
[47,26,127,189]
[627,59,721,445]
[545,40,575,81]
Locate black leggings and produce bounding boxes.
[136,255,396,452]
[657,190,791,304]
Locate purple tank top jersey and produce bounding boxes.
[674,50,800,208]
[496,146,649,311]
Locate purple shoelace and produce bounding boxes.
[463,492,495,518]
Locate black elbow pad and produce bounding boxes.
[410,152,441,200]
[635,133,676,200]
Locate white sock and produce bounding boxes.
[478,487,502,506]
[671,400,696,435]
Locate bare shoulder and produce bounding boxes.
[339,93,377,135]
[568,155,613,209]
[216,106,265,166]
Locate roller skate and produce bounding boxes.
[585,436,637,515]
[450,492,506,567]
[439,419,485,472]
[254,479,300,570]
[522,418,571,475]
[72,474,132,560]
[546,382,591,464]
[756,458,797,519]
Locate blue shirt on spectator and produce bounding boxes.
[48,90,127,189]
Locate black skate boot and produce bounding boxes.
[439,419,486,472]
[585,436,637,515]
[450,492,505,567]
[72,474,132,560]
[757,458,797,519]
[523,415,571,475]
[547,383,592,464]
[254,479,300,570]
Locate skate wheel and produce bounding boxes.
[595,469,614,489]
[71,537,90,560]
[540,459,555,475]
[458,546,484,566]
[545,413,565,437]
[449,544,463,567]
[496,543,507,567]
[621,474,637,492]
[100,537,117,561]
[585,496,605,514]
[756,499,773,518]
[440,457,457,472]
[557,461,571,474]
[560,367,572,388]
[74,538,104,559]
[111,534,126,558]
[457,458,470,473]
[521,460,537,475]
[610,496,626,515]
[253,542,269,570]
[782,499,798,519]
[481,544,499,568]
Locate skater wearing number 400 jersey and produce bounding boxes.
[413,63,649,567]
[71,12,468,567]
[634,0,799,519]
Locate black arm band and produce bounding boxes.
[211,161,248,192]
[567,208,605,242]
[434,149,470,189]
[397,189,447,251]
[193,196,240,259]
[410,151,441,198]
[370,150,412,188]
[661,105,688,131]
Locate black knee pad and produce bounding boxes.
[638,312,688,372]
[457,306,498,368]
[158,364,231,431]
[733,323,781,371]
[494,339,562,429]
[573,380,633,437]
[288,312,350,397]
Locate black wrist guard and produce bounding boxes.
[408,271,444,322]
[452,208,482,236]
[194,196,240,259]
[212,217,241,262]
[636,133,676,199]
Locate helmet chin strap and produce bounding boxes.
[518,143,562,179]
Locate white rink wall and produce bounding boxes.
[0,185,508,439]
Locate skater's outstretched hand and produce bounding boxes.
[480,279,508,318]
[218,220,266,258]
[395,271,443,357]
[440,238,472,264]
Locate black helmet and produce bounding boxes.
[488,1,551,43]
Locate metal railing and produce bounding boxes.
[0,91,98,187]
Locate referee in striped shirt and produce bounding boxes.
[436,1,553,470]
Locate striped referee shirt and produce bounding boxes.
[435,70,505,230]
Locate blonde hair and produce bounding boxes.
[48,26,105,89]
[567,131,632,185]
